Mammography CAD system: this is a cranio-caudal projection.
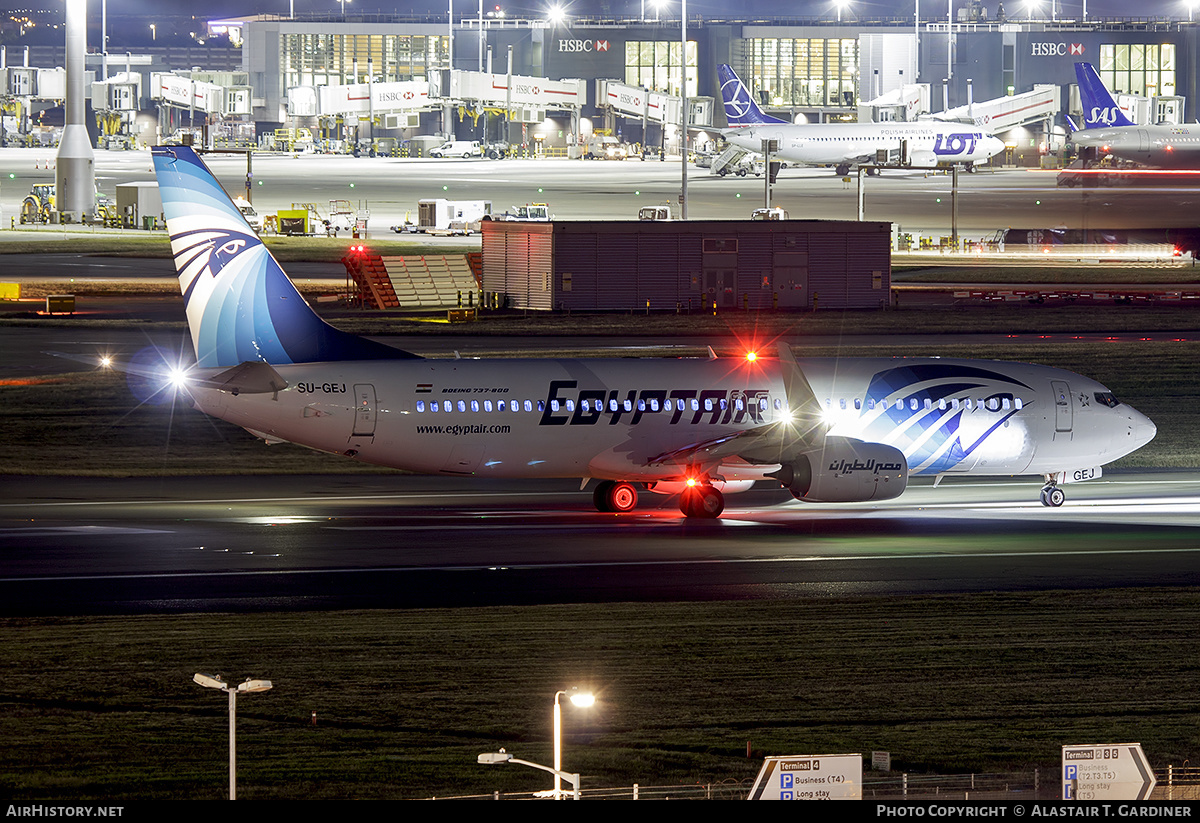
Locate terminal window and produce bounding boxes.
[1099,43,1176,98]
[744,38,859,110]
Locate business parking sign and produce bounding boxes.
[748,754,862,800]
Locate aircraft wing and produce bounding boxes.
[839,150,877,166]
[645,343,828,470]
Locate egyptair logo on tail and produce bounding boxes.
[171,227,260,307]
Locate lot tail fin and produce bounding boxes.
[1075,62,1135,128]
[151,145,416,368]
[718,64,788,127]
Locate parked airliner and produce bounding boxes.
[718,64,1004,176]
[1071,62,1200,168]
[139,146,1154,518]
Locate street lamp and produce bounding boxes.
[193,673,273,800]
[835,0,848,23]
[553,688,594,800]
[478,749,582,799]
[547,3,565,25]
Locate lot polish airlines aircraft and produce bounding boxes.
[718,65,1005,176]
[1070,62,1200,168]
[141,146,1154,518]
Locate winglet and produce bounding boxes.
[776,342,826,438]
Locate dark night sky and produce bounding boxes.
[0,1,1187,22]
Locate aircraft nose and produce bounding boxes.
[1128,407,1157,451]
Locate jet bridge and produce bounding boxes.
[929,85,1058,133]
[595,79,713,146]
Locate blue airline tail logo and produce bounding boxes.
[1075,62,1135,129]
[718,64,787,127]
[151,145,415,369]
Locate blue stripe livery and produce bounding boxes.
[152,145,416,368]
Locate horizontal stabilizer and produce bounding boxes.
[195,361,288,395]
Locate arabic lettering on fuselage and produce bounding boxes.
[828,458,904,475]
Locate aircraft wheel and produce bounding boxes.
[593,480,615,511]
[680,485,724,519]
[835,164,850,176]
[594,480,638,513]
[1040,485,1065,507]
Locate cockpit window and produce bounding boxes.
[1094,392,1121,409]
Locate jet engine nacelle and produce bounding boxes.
[908,149,939,169]
[768,437,908,503]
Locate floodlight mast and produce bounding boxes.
[193,673,273,800]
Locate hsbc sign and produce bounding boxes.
[1031,42,1085,56]
[558,39,610,53]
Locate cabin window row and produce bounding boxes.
[822,396,1022,412]
[415,396,774,414]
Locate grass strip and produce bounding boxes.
[1,590,1198,799]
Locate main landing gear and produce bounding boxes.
[1039,482,1065,508]
[590,479,726,518]
[679,484,724,519]
[593,480,639,513]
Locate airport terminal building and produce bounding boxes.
[217,12,1200,151]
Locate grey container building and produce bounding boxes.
[480,219,892,312]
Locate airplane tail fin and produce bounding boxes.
[151,146,416,369]
[1075,62,1135,128]
[718,64,788,127]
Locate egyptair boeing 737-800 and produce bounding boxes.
[1070,62,1200,168]
[131,146,1154,518]
[717,65,1005,176]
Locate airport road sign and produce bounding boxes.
[747,753,862,800]
[1061,743,1157,800]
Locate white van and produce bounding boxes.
[429,140,482,158]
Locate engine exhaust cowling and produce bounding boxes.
[768,437,908,503]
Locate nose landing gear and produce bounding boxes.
[1040,483,1065,507]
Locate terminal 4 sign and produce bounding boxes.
[748,754,862,800]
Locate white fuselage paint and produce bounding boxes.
[1072,125,1200,169]
[722,123,1005,170]
[187,356,1155,488]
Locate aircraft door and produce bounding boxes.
[1138,129,1150,153]
[1051,380,1073,433]
[352,383,377,437]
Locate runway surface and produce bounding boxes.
[3,471,1199,615]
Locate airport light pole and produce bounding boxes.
[479,749,581,799]
[680,0,688,219]
[553,688,595,800]
[193,673,273,800]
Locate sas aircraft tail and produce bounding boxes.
[151,146,415,369]
[1075,62,1135,129]
[718,64,788,127]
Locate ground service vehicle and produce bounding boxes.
[429,140,482,158]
